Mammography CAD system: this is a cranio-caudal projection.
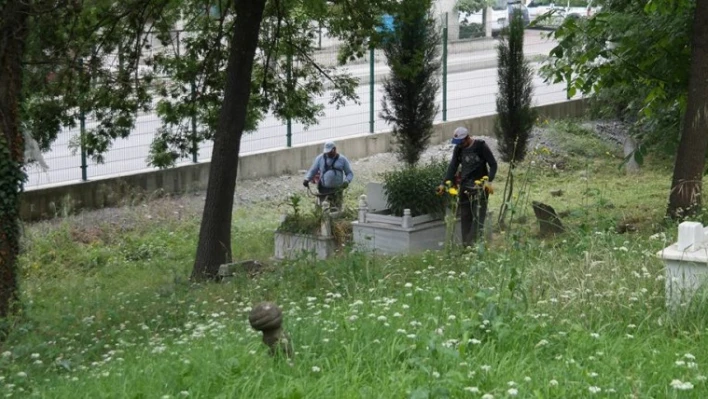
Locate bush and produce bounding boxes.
[380,0,441,167]
[276,194,354,246]
[382,160,448,217]
[276,194,322,235]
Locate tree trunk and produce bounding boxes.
[667,0,708,219]
[498,164,514,229]
[0,0,31,318]
[191,0,267,280]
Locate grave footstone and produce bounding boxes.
[532,201,564,236]
[248,302,293,358]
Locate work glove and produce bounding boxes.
[484,182,494,195]
[341,181,349,189]
[303,180,309,188]
[436,185,445,195]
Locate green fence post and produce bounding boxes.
[369,47,375,133]
[80,109,88,181]
[442,12,448,122]
[286,53,293,147]
[79,58,88,181]
[190,80,198,163]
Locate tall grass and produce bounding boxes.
[3,121,707,398]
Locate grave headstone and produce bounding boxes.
[623,137,640,174]
[366,182,388,213]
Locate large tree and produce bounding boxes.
[176,0,392,279]
[667,0,708,218]
[540,0,693,156]
[0,0,169,319]
[539,0,708,219]
[189,0,267,280]
[0,0,31,319]
[1,0,394,309]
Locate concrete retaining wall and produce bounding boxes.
[20,98,586,221]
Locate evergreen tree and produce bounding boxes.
[494,9,536,227]
[380,0,441,167]
[494,9,536,163]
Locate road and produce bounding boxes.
[25,33,567,189]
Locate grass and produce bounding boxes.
[4,119,708,398]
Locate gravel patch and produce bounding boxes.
[234,135,500,207]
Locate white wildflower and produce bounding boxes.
[535,339,549,347]
[670,379,694,390]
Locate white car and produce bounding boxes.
[458,2,530,35]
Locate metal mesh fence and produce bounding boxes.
[25,23,571,189]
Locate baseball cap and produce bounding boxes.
[323,141,336,153]
[451,127,469,145]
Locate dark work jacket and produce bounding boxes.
[443,139,498,189]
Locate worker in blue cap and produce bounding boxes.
[303,141,354,208]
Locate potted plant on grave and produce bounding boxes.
[274,194,352,260]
